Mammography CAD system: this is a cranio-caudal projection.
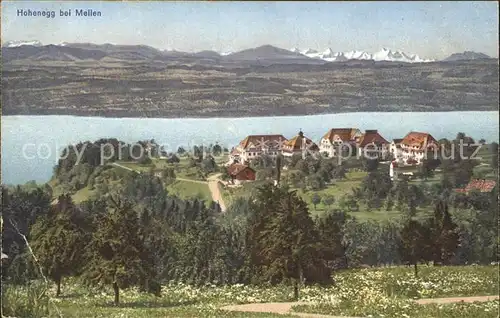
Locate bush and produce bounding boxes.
[1,281,50,318]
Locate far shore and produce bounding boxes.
[2,109,499,120]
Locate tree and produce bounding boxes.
[332,166,347,180]
[167,154,180,164]
[311,193,322,210]
[212,144,222,156]
[491,142,498,170]
[276,154,283,185]
[83,195,159,305]
[256,168,274,181]
[307,174,325,190]
[427,200,460,265]
[246,184,332,300]
[420,155,440,180]
[177,147,186,155]
[399,219,430,277]
[193,145,204,161]
[363,159,379,172]
[161,168,176,185]
[295,159,309,174]
[138,155,152,165]
[30,195,91,296]
[201,156,217,173]
[316,211,349,268]
[322,195,335,210]
[2,186,52,283]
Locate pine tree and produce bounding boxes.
[247,184,331,300]
[399,218,430,277]
[83,195,159,305]
[276,154,283,185]
[30,194,91,296]
[311,193,322,210]
[427,200,460,265]
[316,211,348,269]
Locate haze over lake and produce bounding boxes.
[2,111,499,185]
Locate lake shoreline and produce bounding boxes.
[2,109,498,121]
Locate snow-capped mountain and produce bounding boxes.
[294,47,433,63]
[3,40,43,47]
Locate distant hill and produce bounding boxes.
[443,51,491,61]
[1,43,323,65]
[2,45,108,62]
[226,45,323,65]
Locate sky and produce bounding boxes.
[1,1,498,60]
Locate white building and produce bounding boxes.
[319,128,363,157]
[229,134,288,164]
[356,130,390,160]
[399,132,439,165]
[390,139,404,162]
[282,130,319,158]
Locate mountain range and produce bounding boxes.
[291,47,435,63]
[2,41,492,64]
[3,39,497,118]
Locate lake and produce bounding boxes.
[1,111,499,185]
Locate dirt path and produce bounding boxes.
[221,296,499,318]
[174,175,227,211]
[221,302,359,318]
[207,173,227,212]
[175,177,208,185]
[111,162,227,211]
[415,295,499,304]
[111,162,140,173]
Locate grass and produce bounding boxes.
[292,265,499,318]
[71,186,96,203]
[3,266,497,318]
[166,180,212,202]
[294,301,499,318]
[219,168,443,221]
[293,170,367,215]
[219,180,270,207]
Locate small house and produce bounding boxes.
[227,163,256,185]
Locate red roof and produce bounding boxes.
[454,179,497,193]
[358,130,389,147]
[401,132,438,150]
[283,131,319,152]
[227,163,255,176]
[322,128,361,143]
[465,179,497,192]
[238,135,288,150]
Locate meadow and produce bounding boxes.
[3,266,498,318]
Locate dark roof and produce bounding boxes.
[358,130,389,147]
